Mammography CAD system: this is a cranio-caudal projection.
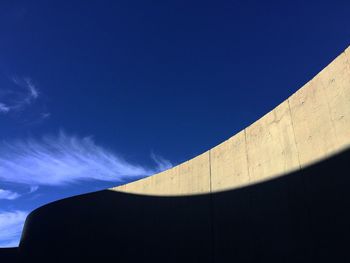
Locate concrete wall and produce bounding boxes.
[112,46,350,194]
[15,148,350,263]
[5,45,350,263]
[116,152,211,195]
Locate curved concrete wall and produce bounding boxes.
[112,46,350,195]
[15,145,350,263]
[3,45,350,263]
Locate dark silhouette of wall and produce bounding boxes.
[0,248,18,262]
[0,148,345,262]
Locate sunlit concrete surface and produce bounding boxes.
[112,46,350,194]
[1,46,349,263]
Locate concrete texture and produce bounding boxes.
[288,50,350,166]
[1,46,350,262]
[112,45,350,194]
[288,80,337,166]
[210,131,249,191]
[244,101,300,183]
[117,151,210,195]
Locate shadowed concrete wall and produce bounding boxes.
[112,46,350,194]
[1,45,349,263]
[14,148,350,263]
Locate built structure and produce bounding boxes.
[1,46,350,262]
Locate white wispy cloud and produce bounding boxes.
[41,112,51,119]
[0,210,27,247]
[10,76,39,107]
[0,103,10,113]
[29,186,39,193]
[23,78,39,99]
[0,76,43,115]
[0,189,20,200]
[0,132,172,186]
[151,152,173,171]
[0,133,172,247]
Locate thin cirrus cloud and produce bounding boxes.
[0,210,27,247]
[0,132,173,186]
[10,76,39,105]
[0,76,47,119]
[0,134,172,247]
[22,78,39,99]
[0,102,10,113]
[151,152,173,171]
[0,189,20,200]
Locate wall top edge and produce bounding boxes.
[111,44,350,190]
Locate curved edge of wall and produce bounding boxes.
[110,45,350,195]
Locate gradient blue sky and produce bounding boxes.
[0,0,349,247]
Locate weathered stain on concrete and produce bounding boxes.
[111,46,350,195]
[245,101,300,184]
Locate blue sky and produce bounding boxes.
[0,0,349,247]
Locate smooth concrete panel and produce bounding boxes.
[245,101,300,183]
[317,51,350,151]
[210,131,250,191]
[149,166,180,195]
[288,79,338,166]
[113,151,211,195]
[112,45,350,195]
[114,167,177,195]
[115,173,157,194]
[175,152,211,194]
[288,51,350,166]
